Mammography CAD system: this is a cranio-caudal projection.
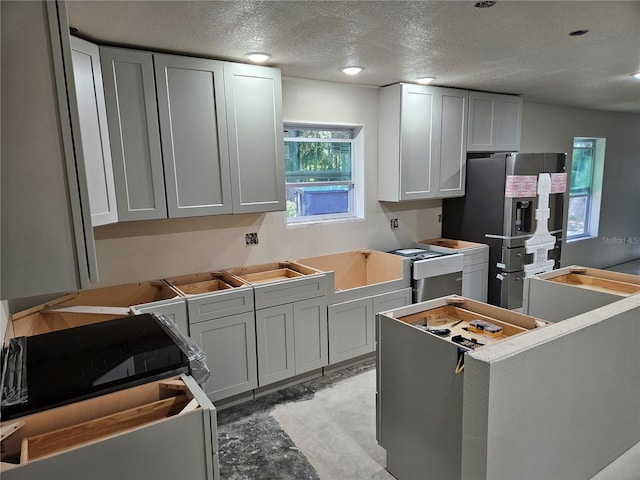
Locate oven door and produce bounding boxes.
[414,272,463,303]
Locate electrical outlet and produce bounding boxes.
[390,218,399,230]
[438,214,442,223]
[245,232,259,245]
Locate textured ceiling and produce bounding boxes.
[67,0,640,113]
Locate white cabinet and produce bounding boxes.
[378,83,468,201]
[467,91,523,152]
[70,37,118,227]
[100,47,167,221]
[155,54,233,217]
[224,62,285,213]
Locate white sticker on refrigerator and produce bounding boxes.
[504,175,538,198]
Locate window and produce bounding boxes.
[284,125,362,223]
[567,137,605,240]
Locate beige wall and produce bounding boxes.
[91,78,442,288]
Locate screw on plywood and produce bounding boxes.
[245,233,259,245]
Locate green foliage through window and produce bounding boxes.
[284,126,355,222]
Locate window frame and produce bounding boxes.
[566,137,605,241]
[284,124,362,225]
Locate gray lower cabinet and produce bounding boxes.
[100,46,167,221]
[329,288,412,365]
[256,296,328,387]
[1,375,219,480]
[190,311,258,401]
[155,53,233,217]
[165,277,257,402]
[70,37,118,227]
[378,313,464,480]
[224,62,285,213]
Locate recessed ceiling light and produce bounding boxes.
[245,52,271,63]
[568,29,589,37]
[340,66,364,76]
[632,72,640,80]
[474,1,496,8]
[417,77,435,85]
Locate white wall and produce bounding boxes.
[91,78,442,288]
[520,102,640,268]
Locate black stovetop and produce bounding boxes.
[1,313,190,420]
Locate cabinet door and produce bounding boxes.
[462,265,488,303]
[372,288,412,317]
[494,95,523,152]
[255,304,295,386]
[433,88,468,198]
[100,47,167,221]
[467,91,522,152]
[190,312,258,401]
[400,84,435,200]
[467,92,495,151]
[70,37,118,227]
[155,54,232,217]
[293,297,328,374]
[328,297,374,364]
[224,63,285,213]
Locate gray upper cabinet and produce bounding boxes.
[378,83,468,201]
[155,54,233,217]
[223,63,285,213]
[100,47,167,221]
[467,91,523,152]
[70,37,118,227]
[2,1,98,300]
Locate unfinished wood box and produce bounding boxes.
[224,262,326,310]
[166,271,254,323]
[5,281,190,339]
[295,250,411,304]
[523,265,640,322]
[0,375,219,480]
[4,295,125,343]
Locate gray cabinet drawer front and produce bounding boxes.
[187,288,254,323]
[253,274,326,309]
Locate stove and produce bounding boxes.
[388,248,464,303]
[1,313,205,421]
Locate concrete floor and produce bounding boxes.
[218,362,639,480]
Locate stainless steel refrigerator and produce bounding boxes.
[442,152,567,309]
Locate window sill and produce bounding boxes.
[566,234,598,244]
[286,215,364,227]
